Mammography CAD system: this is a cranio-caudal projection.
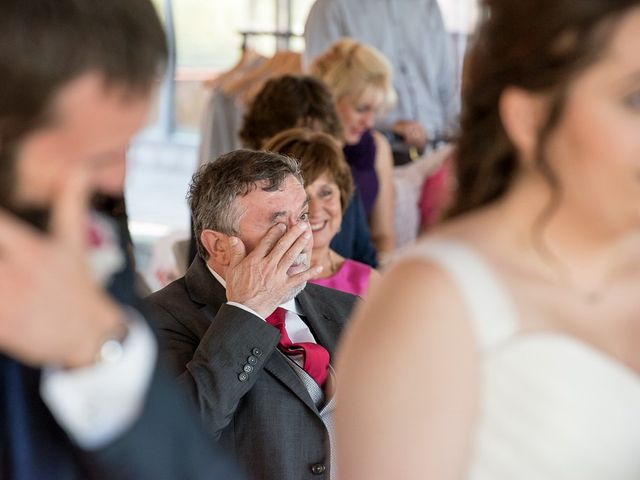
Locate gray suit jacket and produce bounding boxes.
[145,257,357,480]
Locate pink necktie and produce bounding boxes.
[266,307,330,386]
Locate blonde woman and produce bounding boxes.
[310,38,396,261]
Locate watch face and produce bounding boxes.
[98,338,125,364]
[97,320,129,364]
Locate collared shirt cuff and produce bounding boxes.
[40,308,157,450]
[226,301,265,321]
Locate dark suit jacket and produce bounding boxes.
[0,225,244,480]
[330,189,378,268]
[145,257,358,480]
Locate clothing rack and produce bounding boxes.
[238,30,303,51]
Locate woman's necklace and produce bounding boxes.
[537,245,622,306]
[326,249,338,276]
[556,264,611,305]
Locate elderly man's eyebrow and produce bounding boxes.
[269,211,287,223]
[268,198,310,223]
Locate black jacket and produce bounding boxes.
[0,227,244,480]
[145,257,358,480]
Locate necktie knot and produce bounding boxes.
[265,307,330,386]
[266,307,287,330]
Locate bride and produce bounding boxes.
[335,0,640,478]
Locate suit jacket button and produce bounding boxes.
[247,355,258,365]
[310,463,326,475]
[252,347,262,357]
[238,372,249,382]
[243,364,254,373]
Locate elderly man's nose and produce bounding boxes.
[283,217,303,230]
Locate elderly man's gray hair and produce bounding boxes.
[188,149,304,260]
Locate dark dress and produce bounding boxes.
[330,190,378,268]
[343,129,379,219]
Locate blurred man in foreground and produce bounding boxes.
[0,1,243,478]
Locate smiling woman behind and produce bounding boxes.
[264,127,380,297]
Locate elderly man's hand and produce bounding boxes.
[225,222,322,318]
[0,172,124,369]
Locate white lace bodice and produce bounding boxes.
[404,240,640,479]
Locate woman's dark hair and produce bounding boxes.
[450,0,640,217]
[263,128,354,213]
[239,75,343,149]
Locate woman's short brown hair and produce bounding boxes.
[263,127,354,213]
[239,75,343,149]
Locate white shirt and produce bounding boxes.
[207,265,318,345]
[40,308,157,450]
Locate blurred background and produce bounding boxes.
[127,0,478,290]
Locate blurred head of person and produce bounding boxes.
[239,74,343,150]
[310,38,396,145]
[263,128,354,274]
[451,0,640,239]
[0,0,167,230]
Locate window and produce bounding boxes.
[128,0,479,289]
[145,0,313,136]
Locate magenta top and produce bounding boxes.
[310,259,373,297]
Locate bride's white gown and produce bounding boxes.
[407,241,640,479]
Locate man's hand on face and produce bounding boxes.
[0,171,124,369]
[225,222,323,318]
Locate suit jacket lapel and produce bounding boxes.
[295,287,343,359]
[185,258,228,308]
[262,353,320,413]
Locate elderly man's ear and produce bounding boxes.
[200,230,232,265]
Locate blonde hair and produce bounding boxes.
[310,37,396,113]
